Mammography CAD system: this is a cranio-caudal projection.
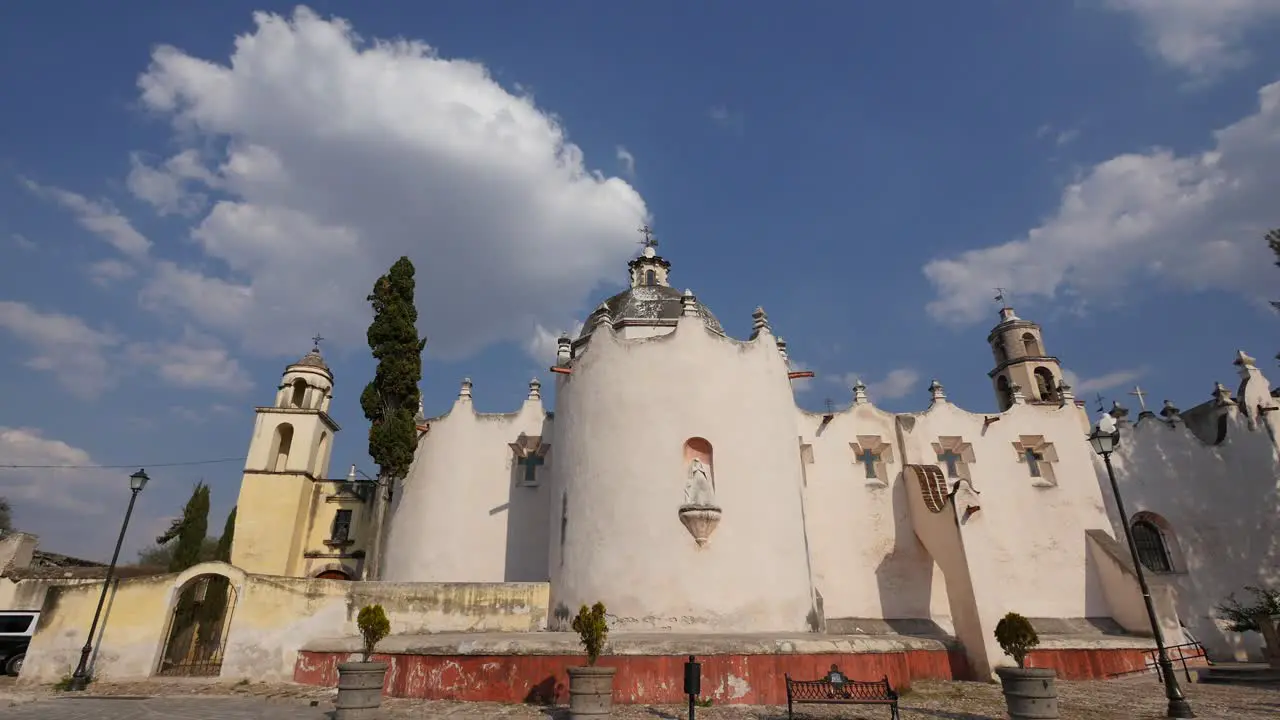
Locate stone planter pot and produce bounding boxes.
[995,666,1059,720]
[566,665,616,719]
[335,660,389,720]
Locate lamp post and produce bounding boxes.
[67,469,149,692]
[1088,418,1193,718]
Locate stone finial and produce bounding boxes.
[1212,381,1233,405]
[1056,380,1075,407]
[1235,350,1257,369]
[593,302,612,327]
[459,377,473,400]
[556,335,571,365]
[1009,383,1026,405]
[750,306,771,338]
[928,379,946,404]
[998,306,1020,323]
[681,289,698,317]
[776,337,788,361]
[1160,400,1182,426]
[528,377,542,401]
[852,378,869,405]
[1109,400,1129,422]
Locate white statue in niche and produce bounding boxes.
[683,458,717,507]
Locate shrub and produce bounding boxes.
[994,612,1039,668]
[357,604,391,662]
[571,602,609,665]
[1216,585,1280,634]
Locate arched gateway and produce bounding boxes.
[156,572,239,677]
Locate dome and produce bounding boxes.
[290,347,330,372]
[579,284,725,339]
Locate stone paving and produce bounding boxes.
[1,674,1278,718]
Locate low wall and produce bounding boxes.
[21,561,550,684]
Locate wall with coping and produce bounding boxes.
[20,561,550,684]
[382,385,551,583]
[1097,355,1280,662]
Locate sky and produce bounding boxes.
[2,1,1279,561]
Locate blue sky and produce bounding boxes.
[2,1,1279,560]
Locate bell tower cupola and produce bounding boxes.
[986,293,1065,411]
[627,225,671,288]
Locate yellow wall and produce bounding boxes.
[20,561,550,684]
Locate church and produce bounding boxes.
[229,236,1279,680]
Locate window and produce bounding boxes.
[270,424,294,472]
[330,509,353,545]
[996,375,1012,410]
[645,269,656,286]
[856,449,879,479]
[1023,448,1044,478]
[937,449,963,478]
[289,378,307,408]
[0,615,33,634]
[1132,519,1173,573]
[1021,332,1040,357]
[1034,367,1057,402]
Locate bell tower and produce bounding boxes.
[231,339,342,576]
[987,300,1065,411]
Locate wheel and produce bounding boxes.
[5,652,23,677]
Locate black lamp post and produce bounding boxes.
[1088,420,1193,718]
[67,468,149,692]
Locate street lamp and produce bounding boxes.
[1088,418,1194,718]
[67,469,149,692]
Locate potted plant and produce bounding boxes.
[993,611,1059,719]
[335,604,392,720]
[566,602,615,719]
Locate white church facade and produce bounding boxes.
[231,240,1279,679]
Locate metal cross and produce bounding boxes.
[1095,393,1107,414]
[311,333,325,350]
[824,398,835,414]
[1129,385,1149,412]
[637,224,659,249]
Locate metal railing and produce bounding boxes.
[1107,641,1208,682]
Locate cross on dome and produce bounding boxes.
[311,333,325,351]
[637,224,659,251]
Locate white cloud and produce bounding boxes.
[615,146,636,177]
[0,301,250,396]
[87,258,138,286]
[1062,367,1146,394]
[525,321,584,365]
[126,149,215,216]
[21,178,151,258]
[924,79,1280,325]
[9,233,36,251]
[0,427,111,516]
[128,7,648,361]
[1102,0,1280,83]
[829,368,922,402]
[0,301,119,398]
[709,105,745,134]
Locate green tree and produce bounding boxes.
[215,506,236,563]
[156,482,211,573]
[1270,228,1280,311]
[0,497,11,533]
[135,538,217,568]
[360,257,426,486]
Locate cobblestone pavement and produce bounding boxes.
[0,675,1277,719]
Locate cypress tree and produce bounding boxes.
[360,257,426,486]
[1269,228,1280,313]
[215,506,236,563]
[156,482,211,573]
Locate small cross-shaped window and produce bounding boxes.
[937,449,963,478]
[517,453,545,485]
[1024,448,1044,478]
[855,449,879,479]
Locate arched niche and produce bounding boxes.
[1021,332,1041,357]
[682,437,715,490]
[1033,367,1057,401]
[270,423,294,472]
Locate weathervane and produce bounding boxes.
[637,224,659,250]
[1095,393,1106,414]
[824,398,835,414]
[311,333,325,352]
[994,287,1011,307]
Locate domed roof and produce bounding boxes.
[290,346,330,372]
[579,284,724,339]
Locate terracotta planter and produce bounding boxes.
[335,660,389,719]
[995,666,1059,720]
[566,665,616,719]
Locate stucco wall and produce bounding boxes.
[20,561,551,684]
[798,401,951,626]
[383,390,552,583]
[548,317,813,632]
[1099,373,1280,662]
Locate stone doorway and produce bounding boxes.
[155,573,238,677]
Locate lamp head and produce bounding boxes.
[1088,417,1121,456]
[129,469,150,492]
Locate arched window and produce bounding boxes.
[289,378,308,408]
[271,423,294,472]
[645,269,656,286]
[1132,519,1173,573]
[1021,332,1041,357]
[1034,368,1057,402]
[996,375,1012,411]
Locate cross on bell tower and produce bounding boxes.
[637,224,659,250]
[628,223,671,288]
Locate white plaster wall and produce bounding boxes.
[899,400,1114,625]
[1100,405,1280,662]
[382,395,552,583]
[798,403,951,626]
[549,318,813,632]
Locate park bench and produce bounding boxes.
[784,664,900,719]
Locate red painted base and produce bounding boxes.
[294,646,1152,704]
